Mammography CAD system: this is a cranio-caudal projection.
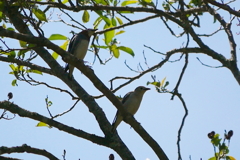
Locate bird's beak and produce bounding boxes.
[145,88,150,91]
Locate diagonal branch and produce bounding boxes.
[0,101,106,146]
[204,3,237,61]
[204,0,240,17]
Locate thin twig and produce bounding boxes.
[144,45,166,55]
[176,92,188,160]
[52,99,80,118]
[196,57,223,68]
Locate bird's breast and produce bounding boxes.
[124,95,142,115]
[74,39,89,59]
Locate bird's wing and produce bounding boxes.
[64,34,77,72]
[112,91,133,124]
[68,33,89,53]
[68,34,78,53]
[65,33,89,72]
[121,91,133,104]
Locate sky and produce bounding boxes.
[0,1,240,160]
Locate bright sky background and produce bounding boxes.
[1,1,240,160]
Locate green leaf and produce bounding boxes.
[226,156,236,160]
[36,122,51,128]
[11,79,18,86]
[162,2,170,11]
[208,157,216,160]
[19,40,27,47]
[147,81,161,87]
[143,0,152,3]
[119,10,133,14]
[190,0,202,6]
[94,0,109,5]
[94,45,108,49]
[93,16,102,26]
[0,11,3,22]
[94,18,102,29]
[32,8,47,22]
[117,46,134,56]
[9,64,16,71]
[104,24,115,45]
[2,23,6,29]
[111,17,117,26]
[27,43,36,48]
[52,40,69,60]
[7,27,15,31]
[62,0,68,4]
[116,17,123,25]
[18,65,24,72]
[110,44,120,58]
[48,34,67,40]
[0,1,4,12]
[82,10,90,23]
[52,52,59,60]
[95,11,111,26]
[121,0,138,6]
[113,0,118,6]
[211,134,221,146]
[8,51,16,59]
[115,30,125,35]
[18,50,27,59]
[27,69,43,75]
[94,0,101,3]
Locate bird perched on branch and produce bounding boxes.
[112,86,150,132]
[65,28,97,79]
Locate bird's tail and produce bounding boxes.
[64,64,69,72]
[111,113,122,132]
[111,122,117,132]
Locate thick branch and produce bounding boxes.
[0,101,108,145]
[33,1,208,17]
[0,144,59,160]
[0,156,21,160]
[204,3,237,61]
[204,0,240,17]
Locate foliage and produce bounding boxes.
[208,130,235,160]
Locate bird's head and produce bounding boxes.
[135,86,150,94]
[81,28,98,37]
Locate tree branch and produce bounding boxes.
[0,144,59,160]
[0,56,52,75]
[204,0,240,17]
[0,101,107,146]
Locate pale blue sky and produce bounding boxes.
[1,1,240,160]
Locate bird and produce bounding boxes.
[112,86,150,132]
[65,28,97,79]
